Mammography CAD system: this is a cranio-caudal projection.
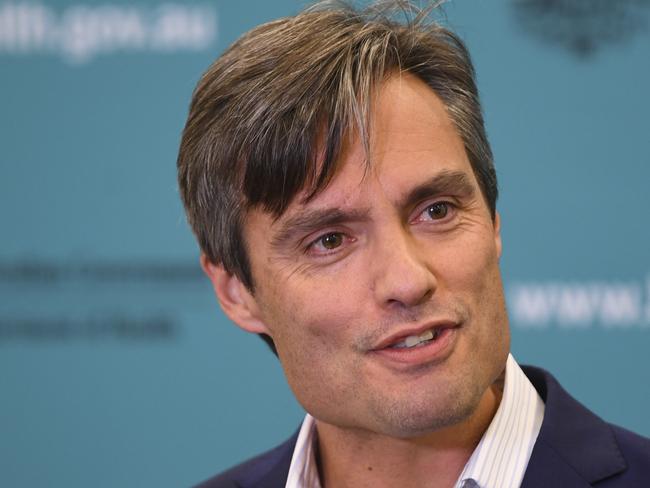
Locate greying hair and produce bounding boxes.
[177,0,497,291]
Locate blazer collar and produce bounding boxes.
[234,431,298,488]
[520,365,626,488]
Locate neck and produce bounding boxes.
[315,382,503,488]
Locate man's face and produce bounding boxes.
[238,74,509,438]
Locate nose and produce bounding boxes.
[371,229,437,309]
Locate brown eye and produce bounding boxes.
[427,202,449,219]
[320,233,343,250]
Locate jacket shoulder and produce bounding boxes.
[193,432,298,488]
[521,364,650,487]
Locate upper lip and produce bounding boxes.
[370,321,460,351]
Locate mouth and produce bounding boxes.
[369,322,460,366]
[387,327,443,349]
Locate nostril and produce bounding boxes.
[384,281,435,309]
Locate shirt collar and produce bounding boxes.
[455,354,545,488]
[285,412,320,488]
[286,354,545,488]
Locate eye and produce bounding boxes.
[416,201,454,223]
[308,232,346,253]
[320,233,343,249]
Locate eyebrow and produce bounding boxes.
[270,169,476,250]
[399,170,476,210]
[271,208,370,250]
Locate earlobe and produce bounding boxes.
[200,254,270,335]
[494,211,503,258]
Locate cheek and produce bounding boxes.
[438,230,508,337]
[458,239,510,353]
[262,275,359,359]
[440,232,500,290]
[263,280,365,416]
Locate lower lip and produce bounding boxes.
[370,327,458,367]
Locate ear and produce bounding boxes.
[200,254,270,335]
[494,211,503,259]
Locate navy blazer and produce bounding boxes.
[196,366,650,487]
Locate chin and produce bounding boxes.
[368,387,482,439]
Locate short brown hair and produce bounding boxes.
[177,0,497,290]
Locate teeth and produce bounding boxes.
[420,329,434,342]
[404,335,420,348]
[395,329,436,349]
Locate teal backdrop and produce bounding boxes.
[1,1,649,486]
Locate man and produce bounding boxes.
[177,2,650,487]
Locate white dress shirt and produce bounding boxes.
[285,354,545,488]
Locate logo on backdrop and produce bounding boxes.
[0,2,217,64]
[509,276,650,329]
[511,0,650,57]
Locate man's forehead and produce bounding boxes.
[249,74,479,230]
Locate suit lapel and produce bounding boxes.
[521,366,626,487]
[521,440,592,488]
